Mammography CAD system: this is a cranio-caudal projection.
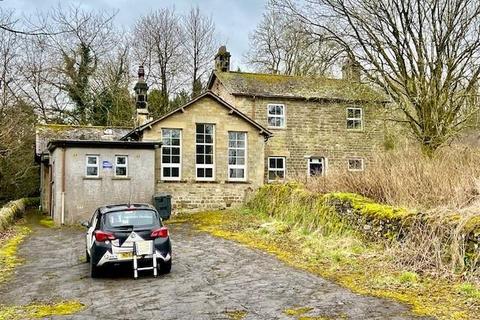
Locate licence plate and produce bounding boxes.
[118,252,133,259]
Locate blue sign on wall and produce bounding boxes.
[102,160,113,169]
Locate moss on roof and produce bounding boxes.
[35,124,132,155]
[214,71,387,102]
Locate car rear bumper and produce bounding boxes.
[91,238,172,267]
[97,251,171,267]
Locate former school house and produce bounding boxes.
[36,46,386,223]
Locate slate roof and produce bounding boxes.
[35,124,132,156]
[208,71,387,102]
[121,91,272,141]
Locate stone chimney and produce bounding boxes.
[133,65,151,126]
[214,45,231,72]
[342,57,361,81]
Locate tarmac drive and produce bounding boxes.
[0,221,426,319]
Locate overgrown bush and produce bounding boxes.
[246,183,350,236]
[306,145,480,210]
[248,183,480,279]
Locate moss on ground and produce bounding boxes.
[0,300,84,319]
[39,217,55,228]
[0,226,31,283]
[183,210,480,320]
[283,306,313,316]
[224,309,247,320]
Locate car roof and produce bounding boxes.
[98,203,156,214]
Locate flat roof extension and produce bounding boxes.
[47,140,161,152]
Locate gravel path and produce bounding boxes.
[0,222,427,319]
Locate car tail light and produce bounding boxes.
[151,227,169,238]
[94,230,115,242]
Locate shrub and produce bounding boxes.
[249,183,480,278]
[306,145,480,210]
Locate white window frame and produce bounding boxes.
[267,104,286,128]
[228,131,247,182]
[161,128,182,181]
[347,107,363,130]
[196,124,215,181]
[307,157,327,177]
[268,156,286,182]
[85,155,99,178]
[348,158,364,171]
[114,155,128,177]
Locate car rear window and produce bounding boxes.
[104,210,160,229]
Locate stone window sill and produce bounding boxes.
[159,180,186,183]
[347,129,365,133]
[224,180,251,184]
[195,180,219,184]
[112,177,131,180]
[83,177,102,180]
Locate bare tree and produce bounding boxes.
[246,6,339,76]
[0,9,39,201]
[44,5,118,124]
[274,0,480,153]
[183,7,216,97]
[133,8,185,110]
[0,7,48,36]
[90,38,135,126]
[246,10,284,74]
[17,35,68,123]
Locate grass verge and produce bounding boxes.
[184,209,480,320]
[0,300,84,319]
[0,225,31,284]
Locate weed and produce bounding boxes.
[399,271,419,284]
[0,226,31,283]
[224,309,247,320]
[457,283,480,299]
[39,217,55,228]
[0,300,84,319]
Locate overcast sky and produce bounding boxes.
[3,0,267,70]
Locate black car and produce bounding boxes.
[81,203,172,278]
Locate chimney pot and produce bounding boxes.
[138,65,145,79]
[214,45,231,72]
[342,57,361,81]
[133,65,150,126]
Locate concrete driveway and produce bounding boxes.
[0,221,425,319]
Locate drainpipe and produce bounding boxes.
[61,147,66,225]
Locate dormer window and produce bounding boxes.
[267,104,286,128]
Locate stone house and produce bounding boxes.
[122,91,272,210]
[123,47,385,211]
[36,48,386,220]
[208,48,386,179]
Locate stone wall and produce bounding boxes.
[0,198,39,231]
[156,182,254,211]
[249,183,480,265]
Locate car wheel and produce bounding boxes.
[158,259,172,274]
[90,258,101,278]
[85,250,90,263]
